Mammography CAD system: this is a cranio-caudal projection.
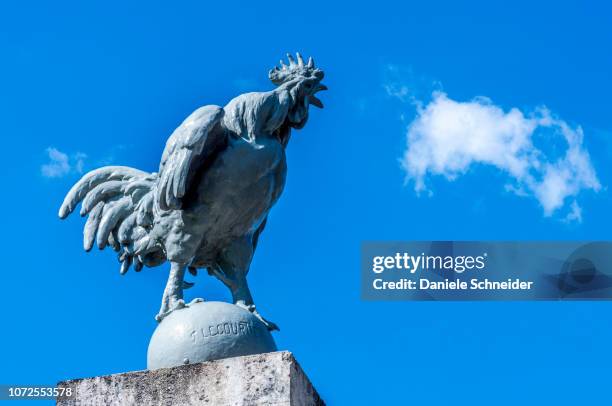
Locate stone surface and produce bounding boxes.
[147,301,277,370]
[57,351,324,406]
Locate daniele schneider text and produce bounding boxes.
[371,252,534,291]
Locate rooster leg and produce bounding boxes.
[231,276,279,332]
[155,262,187,322]
[213,238,279,331]
[210,264,279,331]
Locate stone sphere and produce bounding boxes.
[147,301,277,369]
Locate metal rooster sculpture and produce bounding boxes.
[59,53,326,330]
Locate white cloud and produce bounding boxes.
[41,147,86,178]
[564,201,583,223]
[402,92,601,220]
[73,152,86,173]
[383,82,411,102]
[383,64,441,109]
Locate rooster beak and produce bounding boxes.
[309,95,324,108]
[309,83,327,108]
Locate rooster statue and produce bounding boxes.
[59,53,326,330]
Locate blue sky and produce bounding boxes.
[1,1,611,404]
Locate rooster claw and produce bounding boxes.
[155,298,186,322]
[260,318,280,332]
[236,303,279,331]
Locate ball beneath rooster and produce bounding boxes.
[147,301,277,370]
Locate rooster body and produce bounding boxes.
[59,54,326,328]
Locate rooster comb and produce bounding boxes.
[268,53,324,85]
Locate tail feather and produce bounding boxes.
[108,232,120,252]
[136,193,154,227]
[59,165,165,274]
[118,212,137,243]
[125,179,155,197]
[83,202,104,252]
[80,180,125,216]
[120,255,133,275]
[59,166,148,219]
[134,257,144,272]
[96,197,132,250]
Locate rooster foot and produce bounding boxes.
[155,298,204,322]
[236,303,279,331]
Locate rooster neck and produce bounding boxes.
[222,91,291,143]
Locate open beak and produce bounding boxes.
[308,84,328,109]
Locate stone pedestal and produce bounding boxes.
[57,351,324,406]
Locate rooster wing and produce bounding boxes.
[157,105,225,210]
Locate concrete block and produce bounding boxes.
[57,351,324,406]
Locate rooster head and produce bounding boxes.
[269,53,327,129]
